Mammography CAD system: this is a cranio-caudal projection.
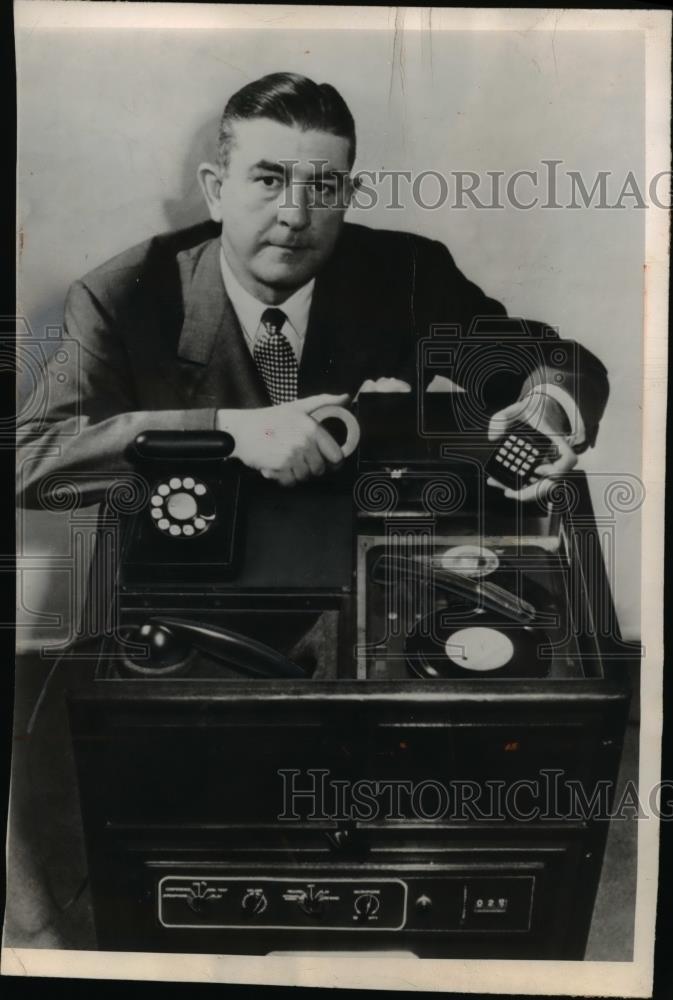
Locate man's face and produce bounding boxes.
[208,118,352,303]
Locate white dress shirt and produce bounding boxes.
[219,248,315,363]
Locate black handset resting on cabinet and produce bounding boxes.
[120,618,306,680]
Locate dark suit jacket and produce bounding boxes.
[17,220,609,506]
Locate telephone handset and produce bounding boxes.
[133,430,236,461]
[119,617,306,680]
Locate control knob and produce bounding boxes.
[241,889,268,917]
[300,886,329,918]
[354,892,380,920]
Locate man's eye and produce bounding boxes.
[257,176,282,190]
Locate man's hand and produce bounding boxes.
[487,392,578,502]
[217,394,349,487]
[355,377,412,398]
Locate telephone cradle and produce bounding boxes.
[67,394,634,958]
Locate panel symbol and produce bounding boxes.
[161,880,227,913]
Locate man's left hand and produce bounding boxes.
[487,392,578,502]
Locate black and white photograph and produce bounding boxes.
[6,2,670,994]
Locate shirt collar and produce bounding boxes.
[219,246,315,347]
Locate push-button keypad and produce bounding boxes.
[486,423,558,491]
[498,436,540,478]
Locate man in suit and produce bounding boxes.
[17,71,608,505]
[10,72,611,947]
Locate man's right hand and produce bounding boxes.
[216,394,349,487]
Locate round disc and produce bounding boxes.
[166,491,198,521]
[444,626,514,671]
[405,610,550,679]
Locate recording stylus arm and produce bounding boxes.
[370,554,537,625]
[148,617,306,679]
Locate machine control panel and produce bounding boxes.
[157,874,536,933]
[158,877,407,930]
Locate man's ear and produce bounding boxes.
[197,163,224,222]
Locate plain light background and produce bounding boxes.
[16,25,645,640]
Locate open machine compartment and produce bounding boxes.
[68,397,634,958]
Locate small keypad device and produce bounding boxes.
[485,422,558,491]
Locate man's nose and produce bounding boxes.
[276,183,310,230]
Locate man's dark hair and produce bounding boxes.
[217,72,356,170]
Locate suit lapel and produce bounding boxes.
[176,238,270,408]
[299,236,383,399]
[298,274,337,396]
[299,249,364,398]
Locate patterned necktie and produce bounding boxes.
[253,307,298,404]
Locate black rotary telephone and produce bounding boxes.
[117,431,308,680]
[120,430,245,589]
[115,407,360,679]
[120,407,360,591]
